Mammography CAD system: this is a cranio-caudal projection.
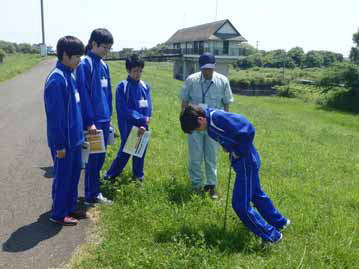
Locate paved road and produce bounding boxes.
[0,59,89,269]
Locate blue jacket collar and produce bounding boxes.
[88,51,101,61]
[56,61,73,74]
[127,75,140,85]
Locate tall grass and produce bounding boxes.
[72,62,359,269]
[0,53,42,83]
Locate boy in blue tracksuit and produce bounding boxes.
[44,36,85,226]
[76,28,113,205]
[180,105,290,243]
[105,54,152,182]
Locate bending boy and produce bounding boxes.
[180,105,290,243]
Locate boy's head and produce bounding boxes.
[87,28,113,58]
[56,36,84,69]
[180,105,208,134]
[126,54,145,81]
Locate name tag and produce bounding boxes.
[74,91,80,103]
[101,77,108,88]
[198,103,208,110]
[139,99,148,108]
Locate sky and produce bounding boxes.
[1,0,358,56]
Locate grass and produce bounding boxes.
[0,53,43,83]
[71,62,359,268]
[228,67,326,84]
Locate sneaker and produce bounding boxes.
[69,210,87,219]
[204,185,218,200]
[262,233,283,246]
[103,173,117,183]
[209,188,219,200]
[273,233,283,244]
[85,193,113,206]
[49,216,78,226]
[281,219,291,230]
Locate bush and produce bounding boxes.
[318,63,359,112]
[0,49,6,63]
[275,83,320,101]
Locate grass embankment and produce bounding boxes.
[0,53,42,83]
[72,62,359,268]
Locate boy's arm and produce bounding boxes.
[76,63,95,128]
[147,84,152,118]
[116,83,147,127]
[222,77,234,112]
[106,64,113,118]
[44,79,67,151]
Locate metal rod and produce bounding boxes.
[223,154,232,232]
[40,0,45,44]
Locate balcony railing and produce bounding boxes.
[160,48,239,56]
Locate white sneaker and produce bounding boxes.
[84,193,113,206]
[282,219,291,230]
[96,193,113,205]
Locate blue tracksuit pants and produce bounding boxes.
[85,121,109,201]
[106,132,147,179]
[50,145,82,220]
[231,157,287,242]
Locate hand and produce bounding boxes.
[56,149,66,159]
[137,126,146,136]
[146,117,151,125]
[88,124,97,135]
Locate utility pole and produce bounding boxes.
[40,0,47,56]
[215,0,218,20]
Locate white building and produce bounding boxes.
[165,19,247,80]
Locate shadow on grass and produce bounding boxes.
[100,172,141,200]
[154,223,270,255]
[163,177,201,204]
[2,211,62,252]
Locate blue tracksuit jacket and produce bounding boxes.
[205,108,260,166]
[76,51,112,127]
[116,76,152,137]
[44,62,84,150]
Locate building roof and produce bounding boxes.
[166,19,247,44]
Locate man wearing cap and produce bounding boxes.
[179,52,234,199]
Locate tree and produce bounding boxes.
[118,48,134,58]
[350,47,359,64]
[238,43,256,56]
[288,47,305,67]
[350,28,359,64]
[18,43,32,54]
[0,48,6,63]
[304,51,324,68]
[321,51,338,67]
[247,53,263,67]
[0,41,16,54]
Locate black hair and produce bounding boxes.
[85,28,114,53]
[180,105,206,134]
[125,54,145,71]
[56,36,85,61]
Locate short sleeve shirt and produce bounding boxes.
[179,71,234,109]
